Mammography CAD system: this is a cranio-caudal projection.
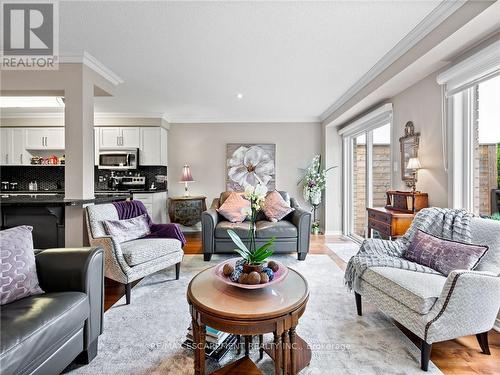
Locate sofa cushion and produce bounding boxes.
[256,220,297,239]
[404,229,488,276]
[121,238,182,266]
[0,226,43,305]
[262,190,295,222]
[103,214,151,243]
[0,292,88,375]
[471,217,500,274]
[361,266,447,314]
[215,221,251,239]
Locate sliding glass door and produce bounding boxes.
[344,123,391,241]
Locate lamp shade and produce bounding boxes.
[180,165,194,182]
[406,157,421,170]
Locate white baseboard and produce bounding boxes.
[324,230,343,236]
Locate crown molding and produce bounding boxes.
[59,51,124,86]
[319,0,465,122]
[168,116,320,124]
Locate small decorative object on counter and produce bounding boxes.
[299,154,337,234]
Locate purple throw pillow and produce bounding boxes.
[404,229,488,276]
[103,214,151,243]
[0,226,43,305]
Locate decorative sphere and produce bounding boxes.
[238,273,248,284]
[235,259,246,267]
[223,263,234,276]
[267,261,279,272]
[230,268,242,282]
[247,271,261,285]
[262,267,274,281]
[259,272,269,284]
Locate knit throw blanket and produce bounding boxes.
[344,207,473,291]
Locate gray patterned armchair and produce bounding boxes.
[85,204,183,304]
[202,191,311,261]
[353,217,500,371]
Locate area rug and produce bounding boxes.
[67,254,442,375]
[326,242,360,263]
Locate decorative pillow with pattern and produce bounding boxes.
[262,190,295,222]
[0,226,43,305]
[217,192,250,222]
[404,229,489,276]
[103,214,151,243]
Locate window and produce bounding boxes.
[438,40,500,215]
[340,104,392,241]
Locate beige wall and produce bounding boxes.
[391,72,448,208]
[167,122,321,209]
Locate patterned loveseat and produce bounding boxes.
[85,204,183,304]
[353,216,500,371]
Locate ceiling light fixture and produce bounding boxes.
[0,96,65,108]
[236,93,243,99]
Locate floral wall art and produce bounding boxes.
[226,143,276,191]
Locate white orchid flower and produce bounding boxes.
[228,146,274,188]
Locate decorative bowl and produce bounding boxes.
[213,259,289,290]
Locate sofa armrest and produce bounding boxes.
[202,208,219,255]
[35,247,104,344]
[290,199,312,256]
[424,270,500,343]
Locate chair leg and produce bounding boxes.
[175,262,181,280]
[355,292,362,316]
[204,253,212,261]
[421,341,432,371]
[476,332,491,355]
[125,283,131,305]
[76,338,98,364]
[298,252,307,261]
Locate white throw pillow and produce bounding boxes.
[103,214,151,243]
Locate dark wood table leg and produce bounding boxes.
[236,335,241,355]
[282,330,289,375]
[193,320,206,375]
[244,335,252,356]
[274,332,282,375]
[289,327,296,374]
[259,334,264,360]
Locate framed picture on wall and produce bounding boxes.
[226,143,276,191]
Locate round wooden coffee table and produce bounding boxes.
[187,266,310,375]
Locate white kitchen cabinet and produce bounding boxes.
[25,128,64,150]
[94,128,100,166]
[133,192,168,223]
[99,127,140,149]
[139,127,168,166]
[0,128,30,165]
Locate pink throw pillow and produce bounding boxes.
[263,191,294,222]
[217,192,250,222]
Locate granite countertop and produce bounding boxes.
[95,189,168,194]
[0,193,130,206]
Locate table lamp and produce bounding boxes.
[406,157,421,193]
[180,165,194,197]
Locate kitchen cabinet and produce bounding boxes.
[25,128,64,150]
[139,127,168,166]
[99,127,140,149]
[0,128,30,165]
[94,128,100,166]
[133,192,168,223]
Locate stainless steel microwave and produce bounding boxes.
[98,149,138,170]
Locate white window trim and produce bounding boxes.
[340,104,393,241]
[438,39,500,210]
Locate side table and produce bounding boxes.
[168,196,207,227]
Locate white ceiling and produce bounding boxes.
[57,0,442,123]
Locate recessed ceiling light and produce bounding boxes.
[0,96,65,108]
[236,93,243,99]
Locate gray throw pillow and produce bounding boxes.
[404,229,489,276]
[0,226,43,305]
[103,214,151,243]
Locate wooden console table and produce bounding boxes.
[168,196,206,226]
[187,267,311,375]
[367,207,415,240]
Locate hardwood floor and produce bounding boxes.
[104,232,499,374]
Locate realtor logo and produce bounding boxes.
[1,1,58,69]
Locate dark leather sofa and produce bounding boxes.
[0,247,104,375]
[202,191,312,261]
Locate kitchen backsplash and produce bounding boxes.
[0,165,167,191]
